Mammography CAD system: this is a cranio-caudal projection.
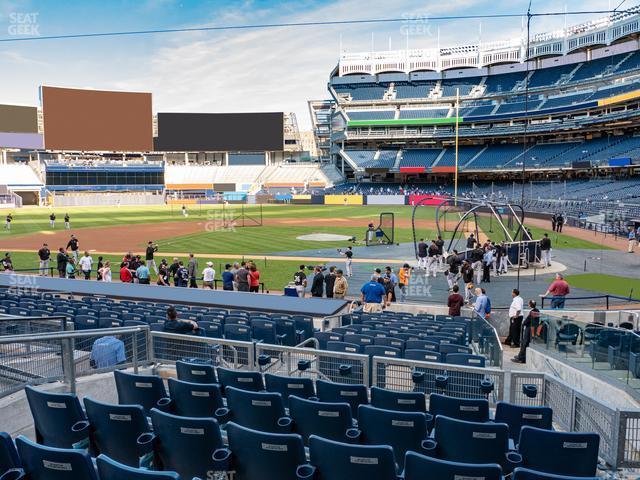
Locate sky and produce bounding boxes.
[0,0,629,129]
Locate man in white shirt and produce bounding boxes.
[202,261,216,289]
[505,288,524,347]
[78,252,93,280]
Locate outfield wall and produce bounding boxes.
[52,192,165,207]
[365,195,406,205]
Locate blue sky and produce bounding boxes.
[0,0,621,129]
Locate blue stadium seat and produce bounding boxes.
[225,386,291,433]
[216,367,264,392]
[404,451,503,480]
[439,344,472,355]
[251,319,279,344]
[113,370,170,414]
[445,353,486,367]
[292,316,314,342]
[358,404,429,465]
[0,431,20,476]
[494,402,553,441]
[316,380,368,414]
[167,378,225,418]
[264,373,315,406]
[423,416,519,473]
[226,422,308,480]
[512,467,599,480]
[96,455,179,480]
[517,427,599,477]
[14,436,98,480]
[289,396,358,444]
[223,323,251,341]
[175,360,217,383]
[406,339,440,351]
[74,315,99,330]
[343,333,376,348]
[25,386,88,449]
[308,435,397,480]
[370,386,426,412]
[374,337,405,351]
[275,318,298,346]
[83,397,150,467]
[314,332,343,350]
[326,341,362,354]
[198,321,223,338]
[404,349,443,362]
[147,408,225,479]
[428,393,489,428]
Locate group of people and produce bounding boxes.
[628,227,640,253]
[550,213,565,232]
[293,265,349,299]
[3,212,71,232]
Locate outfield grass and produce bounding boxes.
[564,274,640,298]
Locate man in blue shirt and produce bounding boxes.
[222,263,235,291]
[90,336,126,369]
[473,287,489,318]
[360,275,387,313]
[136,263,150,284]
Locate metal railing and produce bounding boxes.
[0,315,69,335]
[539,294,640,310]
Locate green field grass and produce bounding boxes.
[564,274,640,298]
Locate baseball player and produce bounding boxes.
[49,212,56,228]
[64,213,70,230]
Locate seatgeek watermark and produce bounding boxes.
[400,12,432,37]
[204,208,237,233]
[7,12,40,36]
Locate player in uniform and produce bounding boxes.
[49,213,56,228]
[64,213,71,229]
[4,213,12,230]
[338,246,353,277]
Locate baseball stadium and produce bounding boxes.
[0,2,640,479]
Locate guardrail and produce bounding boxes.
[0,315,70,335]
[540,294,640,310]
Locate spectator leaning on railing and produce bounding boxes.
[541,273,570,309]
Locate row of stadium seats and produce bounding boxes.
[6,371,600,479]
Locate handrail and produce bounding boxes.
[540,293,640,309]
[0,325,148,344]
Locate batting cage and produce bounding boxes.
[365,212,395,246]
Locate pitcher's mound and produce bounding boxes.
[297,233,353,242]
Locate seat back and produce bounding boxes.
[15,436,98,480]
[314,332,343,350]
[358,404,428,463]
[113,370,167,414]
[326,341,362,354]
[226,422,307,480]
[316,380,368,414]
[429,393,489,423]
[373,337,405,351]
[439,344,473,355]
[512,467,599,480]
[224,323,252,341]
[370,386,426,412]
[217,367,264,392]
[225,387,287,433]
[445,353,485,367]
[167,378,224,417]
[276,318,298,346]
[518,427,600,477]
[198,321,223,338]
[149,408,224,480]
[308,435,397,480]
[404,349,443,363]
[343,334,376,348]
[404,451,502,480]
[251,319,278,344]
[264,374,315,407]
[25,386,87,448]
[0,431,20,475]
[494,402,553,441]
[289,396,353,444]
[175,360,217,384]
[406,339,440,351]
[434,416,509,465]
[96,454,179,479]
[83,397,149,467]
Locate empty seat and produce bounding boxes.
[308,434,397,480]
[343,334,376,348]
[445,353,485,367]
[198,321,223,338]
[167,378,225,418]
[428,393,489,427]
[275,318,298,346]
[251,319,279,344]
[0,431,20,476]
[147,408,225,479]
[404,349,443,363]
[96,454,179,479]
[326,341,362,354]
[374,337,405,351]
[14,435,98,480]
[439,344,472,355]
[358,404,429,465]
[494,402,553,441]
[404,451,503,480]
[113,370,170,414]
[226,421,308,480]
[512,467,599,480]
[175,360,217,383]
[406,339,440,351]
[225,386,291,433]
[289,396,357,444]
[83,397,150,467]
[517,427,599,477]
[216,367,264,392]
[316,380,368,414]
[25,386,88,449]
[314,332,343,350]
[264,374,315,407]
[224,324,251,341]
[370,386,426,412]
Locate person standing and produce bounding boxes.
[435,235,445,268]
[398,263,412,302]
[512,300,540,363]
[417,239,428,270]
[49,212,56,229]
[168,258,180,287]
[187,253,198,288]
[96,256,104,281]
[66,235,79,262]
[310,266,325,298]
[230,262,240,290]
[540,233,552,267]
[333,269,348,299]
[79,251,93,280]
[56,248,68,278]
[542,273,570,309]
[65,258,76,279]
[156,260,169,286]
[37,243,50,276]
[339,246,354,277]
[145,241,159,274]
[384,266,398,302]
[473,288,489,319]
[556,214,564,233]
[64,213,71,230]
[471,245,484,286]
[482,247,493,283]
[136,263,151,285]
[293,265,307,298]
[427,240,439,278]
[551,213,557,232]
[360,275,387,313]
[248,263,260,293]
[99,260,112,282]
[504,288,524,347]
[497,241,509,274]
[202,261,216,289]
[446,250,462,291]
[119,262,133,283]
[628,228,637,254]
[325,266,336,299]
[222,264,234,291]
[235,262,250,292]
[181,205,188,217]
[177,261,189,287]
[447,285,464,317]
[4,213,12,231]
[465,233,476,259]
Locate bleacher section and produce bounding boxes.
[347,110,395,120]
[0,164,43,190]
[399,149,442,169]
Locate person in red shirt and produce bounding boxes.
[447,284,465,316]
[248,262,260,293]
[119,262,133,283]
[542,273,570,309]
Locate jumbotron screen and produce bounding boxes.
[41,86,153,151]
[0,104,38,133]
[154,112,284,151]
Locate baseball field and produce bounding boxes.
[0,203,617,291]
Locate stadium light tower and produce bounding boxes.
[454,87,460,206]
